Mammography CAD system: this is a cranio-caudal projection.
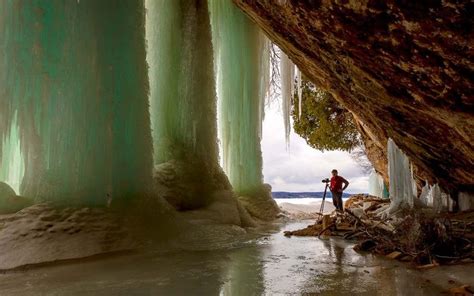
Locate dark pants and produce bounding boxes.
[331,191,343,211]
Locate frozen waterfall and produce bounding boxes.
[0,0,153,205]
[209,0,270,194]
[146,0,218,167]
[386,138,417,213]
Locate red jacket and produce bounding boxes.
[330,176,347,192]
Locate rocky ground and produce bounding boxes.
[284,194,474,270]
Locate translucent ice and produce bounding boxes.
[209,0,270,194]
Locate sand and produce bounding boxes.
[277,199,336,220]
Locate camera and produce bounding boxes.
[322,178,330,183]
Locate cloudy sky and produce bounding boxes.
[261,102,369,193]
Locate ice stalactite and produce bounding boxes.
[209,0,270,195]
[419,181,430,206]
[280,52,295,147]
[429,184,443,212]
[368,171,385,199]
[386,138,417,214]
[458,192,474,212]
[0,0,153,206]
[423,183,451,212]
[417,181,455,211]
[296,68,303,120]
[410,165,418,198]
[146,0,218,167]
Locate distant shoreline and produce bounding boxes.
[272,192,355,199]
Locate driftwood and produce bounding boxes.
[284,194,474,267]
[318,222,335,237]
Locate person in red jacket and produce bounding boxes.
[330,169,349,212]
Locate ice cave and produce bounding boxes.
[0,0,473,295]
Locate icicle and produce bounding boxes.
[209,0,269,194]
[296,68,303,119]
[385,138,416,214]
[146,0,218,167]
[368,170,384,198]
[458,192,474,211]
[280,52,295,147]
[430,184,443,213]
[423,182,450,212]
[1,1,153,205]
[419,181,430,207]
[410,164,418,197]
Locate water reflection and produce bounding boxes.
[220,245,265,295]
[0,222,472,295]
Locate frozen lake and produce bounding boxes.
[0,221,472,295]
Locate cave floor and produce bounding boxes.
[0,221,473,295]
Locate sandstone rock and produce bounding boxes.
[354,118,388,184]
[234,0,473,193]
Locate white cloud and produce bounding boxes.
[262,103,369,193]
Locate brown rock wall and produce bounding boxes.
[234,0,473,191]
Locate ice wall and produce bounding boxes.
[146,0,218,166]
[209,0,270,194]
[387,138,416,212]
[0,0,153,205]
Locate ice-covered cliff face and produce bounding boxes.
[0,0,153,205]
[233,0,473,192]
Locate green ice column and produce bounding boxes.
[0,0,153,206]
[209,0,269,195]
[0,111,25,194]
[146,0,218,166]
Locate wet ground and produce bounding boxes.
[0,221,473,295]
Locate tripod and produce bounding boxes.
[318,182,329,221]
